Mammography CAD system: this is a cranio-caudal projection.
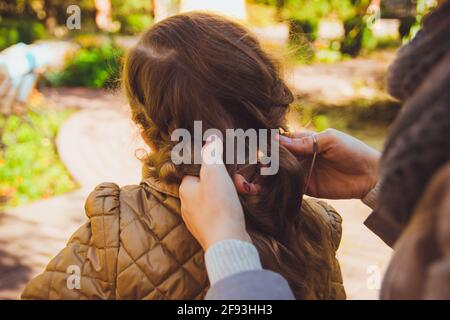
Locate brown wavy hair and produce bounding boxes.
[123,12,334,299]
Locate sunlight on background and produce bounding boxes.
[180,0,247,20]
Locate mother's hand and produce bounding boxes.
[279,128,380,199]
[179,135,251,250]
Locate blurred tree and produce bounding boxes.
[1,0,155,40]
[0,1,97,34]
[0,1,50,49]
[112,0,153,34]
[248,0,383,56]
[281,0,354,43]
[338,0,376,56]
[275,0,285,20]
[410,0,438,38]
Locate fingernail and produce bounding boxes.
[243,181,251,193]
[251,183,261,195]
[278,135,292,144]
[205,134,216,145]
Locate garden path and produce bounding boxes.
[0,89,146,299]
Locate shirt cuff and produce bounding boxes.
[205,239,262,285]
[361,182,380,209]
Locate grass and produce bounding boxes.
[0,107,78,209]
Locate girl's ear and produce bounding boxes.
[233,173,260,195]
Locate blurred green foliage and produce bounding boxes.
[0,109,77,208]
[115,14,153,34]
[251,0,413,58]
[341,15,375,56]
[0,18,47,51]
[112,0,153,34]
[283,0,377,57]
[404,0,438,41]
[288,18,319,43]
[314,45,343,63]
[293,98,402,149]
[46,41,124,89]
[283,0,356,43]
[0,0,153,41]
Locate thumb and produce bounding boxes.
[180,134,224,199]
[179,175,200,203]
[200,135,231,187]
[279,132,327,156]
[201,135,224,165]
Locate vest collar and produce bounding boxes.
[142,176,180,198]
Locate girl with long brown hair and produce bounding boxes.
[22,12,345,300]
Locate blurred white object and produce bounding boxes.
[318,19,345,40]
[0,43,38,79]
[372,19,400,38]
[0,42,54,113]
[251,24,289,45]
[180,0,247,21]
[154,0,179,22]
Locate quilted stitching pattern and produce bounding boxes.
[116,184,208,299]
[21,183,121,299]
[311,200,345,299]
[21,180,343,300]
[22,182,209,300]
